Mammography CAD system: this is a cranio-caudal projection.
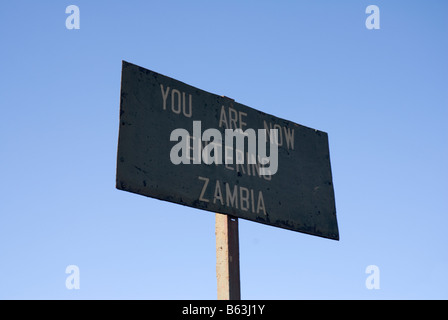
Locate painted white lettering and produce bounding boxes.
[198,176,210,202]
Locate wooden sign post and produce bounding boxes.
[215,213,241,300]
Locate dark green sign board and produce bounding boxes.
[116,61,339,240]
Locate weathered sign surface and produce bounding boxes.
[116,61,339,240]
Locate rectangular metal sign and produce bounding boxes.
[116,61,339,240]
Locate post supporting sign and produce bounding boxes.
[215,213,240,300]
[116,61,339,299]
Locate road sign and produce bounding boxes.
[116,61,339,240]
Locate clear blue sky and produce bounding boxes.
[1,1,447,299]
